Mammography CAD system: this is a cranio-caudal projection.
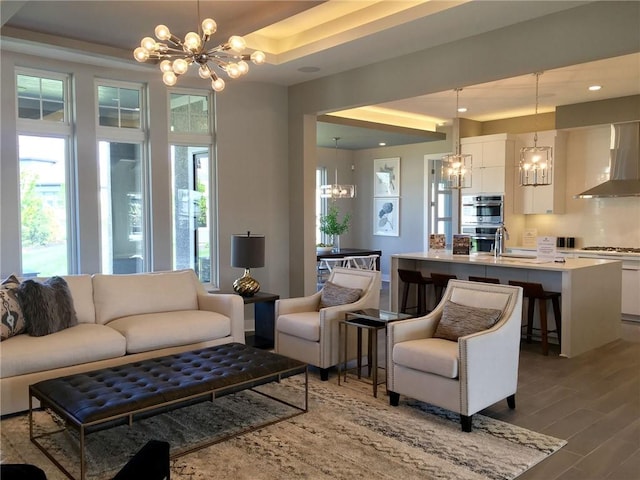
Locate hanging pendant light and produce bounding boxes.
[520,72,553,186]
[442,88,472,189]
[133,0,265,92]
[319,137,356,199]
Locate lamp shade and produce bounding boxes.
[231,233,265,268]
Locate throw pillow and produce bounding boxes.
[433,300,502,341]
[18,276,78,337]
[319,281,363,309]
[1,274,26,341]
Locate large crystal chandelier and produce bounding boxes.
[133,3,265,92]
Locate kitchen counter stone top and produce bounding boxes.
[392,251,621,271]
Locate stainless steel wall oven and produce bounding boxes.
[460,194,504,252]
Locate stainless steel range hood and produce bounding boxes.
[575,122,640,198]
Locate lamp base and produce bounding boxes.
[233,268,260,297]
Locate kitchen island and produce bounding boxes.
[390,252,622,358]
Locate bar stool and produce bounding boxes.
[508,280,561,356]
[468,276,500,284]
[397,269,433,316]
[430,273,457,304]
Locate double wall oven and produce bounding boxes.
[460,194,504,253]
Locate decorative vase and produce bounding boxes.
[332,235,340,253]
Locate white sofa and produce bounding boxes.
[0,269,244,416]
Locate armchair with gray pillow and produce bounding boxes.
[387,279,523,431]
[275,267,381,380]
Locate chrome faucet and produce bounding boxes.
[494,224,509,257]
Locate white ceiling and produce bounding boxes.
[2,0,639,149]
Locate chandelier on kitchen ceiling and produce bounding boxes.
[133,1,265,92]
[319,137,356,199]
[520,72,553,186]
[442,88,472,189]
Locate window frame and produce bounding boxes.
[95,78,151,273]
[167,87,218,288]
[15,67,77,275]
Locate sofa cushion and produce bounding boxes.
[392,338,459,379]
[1,275,25,341]
[106,310,231,354]
[18,277,78,337]
[61,275,95,324]
[319,281,362,309]
[434,300,502,341]
[93,270,200,325]
[0,324,126,378]
[276,312,320,341]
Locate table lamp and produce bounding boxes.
[231,231,265,296]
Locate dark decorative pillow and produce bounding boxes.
[1,274,26,341]
[433,300,502,341]
[319,281,363,309]
[18,276,78,337]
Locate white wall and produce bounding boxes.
[0,51,291,309]
[520,125,640,248]
[289,1,640,296]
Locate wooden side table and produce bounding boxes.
[214,291,280,349]
[240,292,280,349]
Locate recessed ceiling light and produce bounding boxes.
[378,142,387,146]
[457,107,467,113]
[588,85,602,91]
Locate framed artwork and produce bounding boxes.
[373,157,400,197]
[373,197,399,236]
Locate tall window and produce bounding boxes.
[316,167,328,245]
[96,81,147,273]
[429,158,454,247]
[169,92,215,284]
[16,71,72,276]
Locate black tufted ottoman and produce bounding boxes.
[29,342,307,480]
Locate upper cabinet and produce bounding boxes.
[513,130,567,215]
[460,134,516,195]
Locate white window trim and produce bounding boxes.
[167,87,218,287]
[15,67,77,274]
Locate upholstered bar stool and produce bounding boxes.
[430,273,457,305]
[397,269,433,316]
[508,280,561,355]
[468,276,500,284]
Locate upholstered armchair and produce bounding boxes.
[275,267,381,380]
[387,279,523,432]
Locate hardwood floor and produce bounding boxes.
[379,281,640,480]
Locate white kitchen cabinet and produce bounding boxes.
[513,130,567,214]
[460,134,515,195]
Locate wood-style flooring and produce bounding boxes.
[377,281,640,480]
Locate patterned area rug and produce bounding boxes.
[1,374,565,480]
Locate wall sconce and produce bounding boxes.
[231,231,265,296]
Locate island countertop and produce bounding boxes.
[391,251,620,271]
[390,252,622,358]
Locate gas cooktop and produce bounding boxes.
[581,246,640,253]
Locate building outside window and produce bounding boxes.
[16,71,72,276]
[169,91,215,285]
[96,81,148,274]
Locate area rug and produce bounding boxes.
[1,374,565,480]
